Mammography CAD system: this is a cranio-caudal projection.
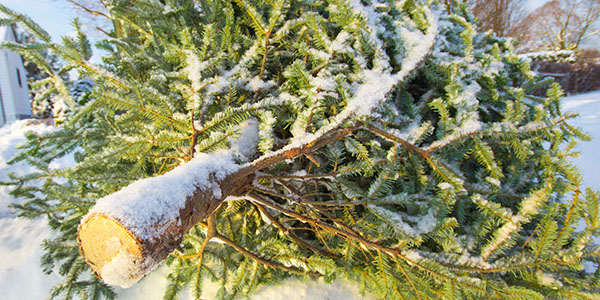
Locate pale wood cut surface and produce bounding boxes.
[78,213,143,278]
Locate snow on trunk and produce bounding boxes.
[78,152,252,288]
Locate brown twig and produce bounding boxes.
[259,31,272,80]
[252,202,337,258]
[238,122,361,177]
[362,122,429,157]
[214,232,321,277]
[67,0,112,20]
[248,192,383,252]
[192,218,322,277]
[175,214,217,261]
[276,180,364,239]
[257,172,339,181]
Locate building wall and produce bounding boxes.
[0,26,32,127]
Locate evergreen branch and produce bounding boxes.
[175,214,217,264]
[471,138,503,179]
[153,136,194,142]
[257,0,285,80]
[553,188,581,253]
[234,0,266,35]
[277,180,365,239]
[1,3,129,92]
[533,218,556,258]
[425,116,573,153]
[195,106,252,137]
[376,251,390,298]
[252,202,337,258]
[344,136,372,166]
[362,122,429,157]
[425,156,464,190]
[367,161,396,199]
[248,192,486,293]
[493,286,544,300]
[257,33,270,80]
[239,122,361,176]
[482,182,553,260]
[521,225,539,251]
[210,229,321,277]
[391,255,422,300]
[0,4,51,42]
[431,254,587,275]
[97,93,187,128]
[472,195,514,223]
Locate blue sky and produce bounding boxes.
[2,0,78,41]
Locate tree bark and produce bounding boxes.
[77,165,253,288]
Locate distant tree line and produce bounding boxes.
[469,0,600,54]
[468,0,600,93]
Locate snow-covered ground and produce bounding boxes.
[562,91,600,190]
[0,90,599,299]
[0,121,62,300]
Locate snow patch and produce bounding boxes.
[0,120,71,298]
[230,119,260,159]
[101,250,154,289]
[163,4,174,14]
[247,76,276,91]
[536,270,563,288]
[250,278,371,300]
[0,121,58,216]
[369,205,437,236]
[438,182,453,190]
[486,177,501,187]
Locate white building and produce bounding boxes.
[0,25,32,126]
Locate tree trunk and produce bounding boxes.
[77,154,253,288]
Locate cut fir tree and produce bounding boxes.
[1,0,599,299]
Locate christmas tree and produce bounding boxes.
[1,0,599,299]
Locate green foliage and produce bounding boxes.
[1,0,599,299]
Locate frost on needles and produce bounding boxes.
[1,0,599,299]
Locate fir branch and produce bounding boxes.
[210,228,321,277]
[247,192,487,293]
[239,122,361,175]
[252,202,337,258]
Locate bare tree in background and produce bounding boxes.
[519,0,600,51]
[57,0,112,36]
[468,0,528,37]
